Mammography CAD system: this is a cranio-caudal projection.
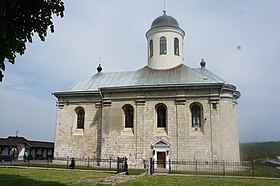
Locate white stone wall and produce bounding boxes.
[54,86,240,167]
[100,88,239,167]
[219,97,240,161]
[54,96,101,160]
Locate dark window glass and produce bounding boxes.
[191,105,201,127]
[174,38,179,56]
[125,106,134,128]
[157,105,166,128]
[160,37,167,55]
[77,109,85,129]
[149,40,153,57]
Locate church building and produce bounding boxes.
[53,11,241,168]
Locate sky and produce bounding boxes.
[0,0,280,143]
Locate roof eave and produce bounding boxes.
[53,82,238,95]
[53,90,100,97]
[100,82,226,91]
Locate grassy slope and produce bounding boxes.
[240,141,280,160]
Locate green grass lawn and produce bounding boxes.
[118,175,280,186]
[170,164,280,178]
[0,167,112,186]
[1,167,280,186]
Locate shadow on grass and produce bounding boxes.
[0,174,66,186]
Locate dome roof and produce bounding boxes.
[151,11,180,29]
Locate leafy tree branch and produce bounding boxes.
[0,0,65,82]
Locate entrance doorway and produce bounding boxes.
[151,138,170,169]
[157,152,166,168]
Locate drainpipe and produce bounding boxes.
[209,98,213,162]
[98,88,103,160]
[176,103,179,161]
[135,101,138,166]
[219,84,225,161]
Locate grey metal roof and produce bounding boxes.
[151,11,180,29]
[56,64,228,94]
[28,141,54,148]
[0,136,54,148]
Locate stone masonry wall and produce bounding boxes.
[54,86,240,167]
[219,97,240,161]
[100,88,240,167]
[54,97,101,160]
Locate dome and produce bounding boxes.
[151,11,180,29]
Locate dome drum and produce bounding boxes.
[146,11,185,70]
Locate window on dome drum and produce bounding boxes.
[149,40,153,57]
[77,108,85,129]
[191,105,202,127]
[124,105,134,128]
[174,38,179,56]
[160,36,167,55]
[156,104,167,128]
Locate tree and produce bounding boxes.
[0,0,65,82]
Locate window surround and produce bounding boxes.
[149,39,153,57]
[123,104,134,128]
[174,37,179,56]
[160,36,167,55]
[155,103,167,128]
[76,107,85,129]
[190,103,203,128]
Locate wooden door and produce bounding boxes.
[157,152,166,168]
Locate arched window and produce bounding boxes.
[174,37,179,56]
[191,104,202,127]
[124,105,134,128]
[77,108,85,129]
[149,39,153,57]
[156,104,167,128]
[160,36,167,55]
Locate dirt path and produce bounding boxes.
[77,172,147,185]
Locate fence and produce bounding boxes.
[1,156,279,178]
[150,159,280,178]
[54,157,118,170]
[0,156,127,173]
[55,157,129,173]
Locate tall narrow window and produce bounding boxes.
[156,104,166,128]
[124,105,134,128]
[160,36,167,55]
[149,40,153,57]
[174,38,179,56]
[191,105,202,127]
[77,108,85,129]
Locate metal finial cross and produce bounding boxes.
[99,55,102,64]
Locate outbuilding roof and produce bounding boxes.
[0,136,54,149]
[55,64,229,94]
